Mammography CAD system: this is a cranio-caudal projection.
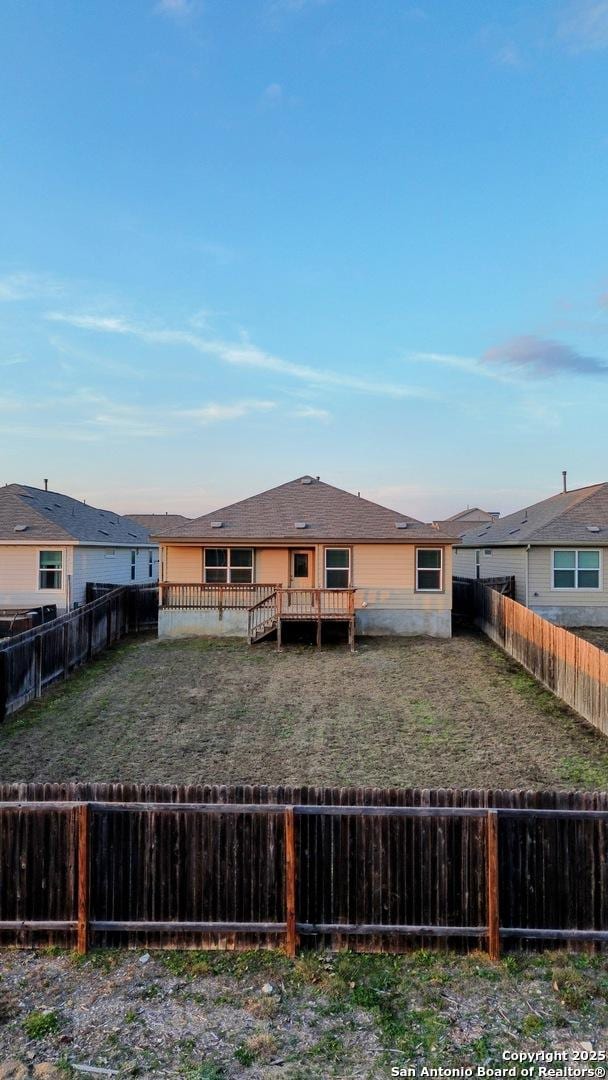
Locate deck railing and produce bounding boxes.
[279,588,356,618]
[248,591,279,641]
[159,583,279,610]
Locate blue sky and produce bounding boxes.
[1,0,607,520]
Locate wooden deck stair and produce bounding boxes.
[247,588,356,650]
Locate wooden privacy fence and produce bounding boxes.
[471,581,608,735]
[453,576,515,619]
[1,783,608,956]
[85,582,158,631]
[0,585,154,721]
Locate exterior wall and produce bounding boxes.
[527,545,608,625]
[0,544,73,614]
[256,548,289,587]
[350,543,453,613]
[164,546,203,583]
[355,608,452,638]
[453,546,527,604]
[72,545,157,605]
[0,544,157,614]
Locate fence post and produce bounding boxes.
[63,622,69,681]
[284,805,297,957]
[77,802,90,955]
[486,809,500,960]
[34,634,42,699]
[0,649,7,722]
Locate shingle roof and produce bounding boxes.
[126,513,191,531]
[153,476,460,542]
[0,484,154,545]
[459,483,608,546]
[435,507,499,538]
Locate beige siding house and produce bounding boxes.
[154,476,459,641]
[0,484,157,616]
[454,482,608,625]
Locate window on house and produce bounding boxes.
[553,549,600,589]
[325,548,350,589]
[131,550,136,581]
[293,553,309,578]
[204,548,253,584]
[148,550,154,578]
[39,550,63,590]
[416,548,443,591]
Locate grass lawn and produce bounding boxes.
[573,627,608,652]
[2,630,608,789]
[1,948,607,1077]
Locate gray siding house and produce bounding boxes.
[454,482,608,626]
[0,484,157,615]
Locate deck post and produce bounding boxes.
[316,590,322,649]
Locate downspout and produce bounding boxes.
[525,545,530,608]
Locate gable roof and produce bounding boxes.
[459,483,608,547]
[0,484,154,545]
[126,513,191,532]
[435,507,499,538]
[153,475,460,542]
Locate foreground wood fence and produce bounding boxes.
[0,585,156,721]
[1,783,608,956]
[469,580,608,735]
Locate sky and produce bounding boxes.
[1,0,607,521]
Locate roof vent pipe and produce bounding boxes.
[43,479,48,491]
[562,470,567,493]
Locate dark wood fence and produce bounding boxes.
[453,576,515,619]
[0,585,155,721]
[1,783,608,956]
[85,582,158,631]
[470,580,608,735]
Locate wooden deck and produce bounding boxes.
[159,584,356,650]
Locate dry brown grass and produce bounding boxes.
[1,630,608,789]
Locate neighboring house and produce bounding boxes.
[126,513,192,532]
[454,482,608,626]
[0,483,158,615]
[153,475,460,640]
[434,507,500,538]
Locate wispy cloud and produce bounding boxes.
[483,335,608,377]
[260,82,284,108]
[0,272,65,302]
[558,0,608,51]
[0,357,28,368]
[266,0,331,14]
[178,400,277,424]
[155,0,194,17]
[46,312,431,399]
[495,44,521,67]
[405,350,520,384]
[292,405,331,421]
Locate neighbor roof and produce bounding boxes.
[434,507,499,538]
[0,484,154,545]
[459,483,608,546]
[152,476,460,542]
[126,513,191,531]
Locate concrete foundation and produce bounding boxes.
[159,606,453,640]
[355,608,452,638]
[159,608,249,639]
[531,605,608,628]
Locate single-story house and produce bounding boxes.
[434,506,500,538]
[153,475,460,641]
[453,482,608,626]
[0,483,158,615]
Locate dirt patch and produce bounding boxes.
[1,632,608,789]
[571,627,608,652]
[0,949,607,1077]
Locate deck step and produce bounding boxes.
[249,618,278,644]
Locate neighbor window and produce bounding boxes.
[416,548,443,591]
[131,550,136,581]
[148,550,155,579]
[204,548,253,584]
[39,550,63,590]
[325,548,350,589]
[553,549,600,590]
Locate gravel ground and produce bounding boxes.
[1,631,608,789]
[0,948,607,1078]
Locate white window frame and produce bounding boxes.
[416,547,443,592]
[204,548,254,584]
[38,550,63,591]
[552,548,602,591]
[324,547,351,589]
